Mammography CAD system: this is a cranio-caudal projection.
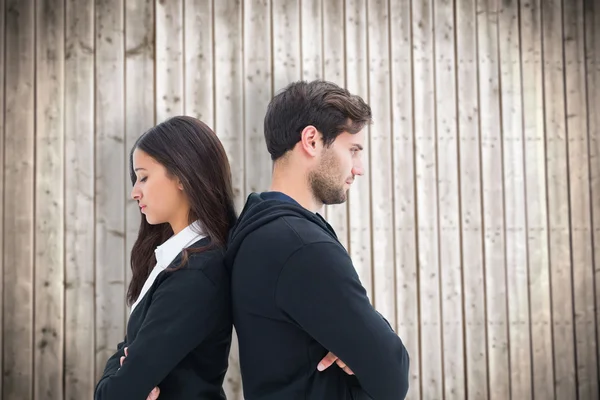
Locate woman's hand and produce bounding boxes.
[120,347,161,399]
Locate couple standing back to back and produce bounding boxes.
[94,80,410,400]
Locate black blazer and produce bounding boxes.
[95,237,232,400]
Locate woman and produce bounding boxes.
[95,116,237,400]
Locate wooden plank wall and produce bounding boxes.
[1,0,599,399]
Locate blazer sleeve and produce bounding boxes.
[95,338,127,390]
[94,263,226,400]
[275,241,410,400]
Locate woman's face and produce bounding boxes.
[130,148,190,233]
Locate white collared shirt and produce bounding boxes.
[130,220,206,314]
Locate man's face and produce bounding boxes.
[309,129,365,205]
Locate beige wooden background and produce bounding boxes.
[1,0,599,399]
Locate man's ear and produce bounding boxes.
[299,125,322,157]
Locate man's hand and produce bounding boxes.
[120,347,161,400]
[317,351,354,375]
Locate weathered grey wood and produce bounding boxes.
[185,0,213,124]
[0,0,5,393]
[434,0,465,398]
[301,0,322,81]
[65,0,96,396]
[34,0,65,397]
[95,0,126,382]
[390,0,420,396]
[214,0,244,211]
[564,0,598,398]
[3,0,35,398]
[124,0,154,316]
[477,0,510,397]
[413,0,443,397]
[457,0,488,397]
[499,0,532,398]
[542,0,577,397]
[156,0,184,120]
[367,0,396,329]
[345,0,373,301]
[520,0,554,397]
[584,0,600,393]
[272,0,300,91]
[244,0,272,196]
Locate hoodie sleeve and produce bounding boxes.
[275,241,410,400]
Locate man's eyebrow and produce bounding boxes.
[134,168,147,172]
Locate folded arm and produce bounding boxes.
[275,242,410,399]
[94,268,222,400]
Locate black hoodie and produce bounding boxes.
[224,192,410,400]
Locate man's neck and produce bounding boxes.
[270,169,322,213]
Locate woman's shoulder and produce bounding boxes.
[165,240,229,287]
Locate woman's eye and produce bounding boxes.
[140,177,147,183]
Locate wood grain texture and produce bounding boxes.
[156,0,184,120]
[390,0,420,396]
[542,0,577,397]
[434,0,465,398]
[564,0,598,398]
[520,0,555,397]
[3,0,35,397]
[457,0,488,397]
[65,0,96,396]
[584,0,600,394]
[95,0,126,381]
[367,0,395,328]
[413,0,443,397]
[34,0,65,397]
[477,0,510,397]
[498,0,532,398]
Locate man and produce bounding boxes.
[225,80,410,399]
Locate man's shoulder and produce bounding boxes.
[251,214,337,246]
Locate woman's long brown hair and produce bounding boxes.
[127,116,237,305]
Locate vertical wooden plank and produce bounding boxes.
[542,0,577,397]
[434,0,465,398]
[95,0,125,381]
[184,0,213,124]
[565,0,599,398]
[244,0,271,196]
[520,0,555,397]
[272,0,300,91]
[322,0,349,250]
[457,0,488,397]
[35,0,65,397]
[477,0,510,397]
[413,0,443,398]
[125,0,154,313]
[345,0,373,301]
[498,0,532,398]
[0,0,5,394]
[65,0,95,396]
[367,0,395,327]
[585,0,600,392]
[301,0,322,80]
[156,0,183,121]
[390,0,420,397]
[214,0,244,219]
[3,0,35,397]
